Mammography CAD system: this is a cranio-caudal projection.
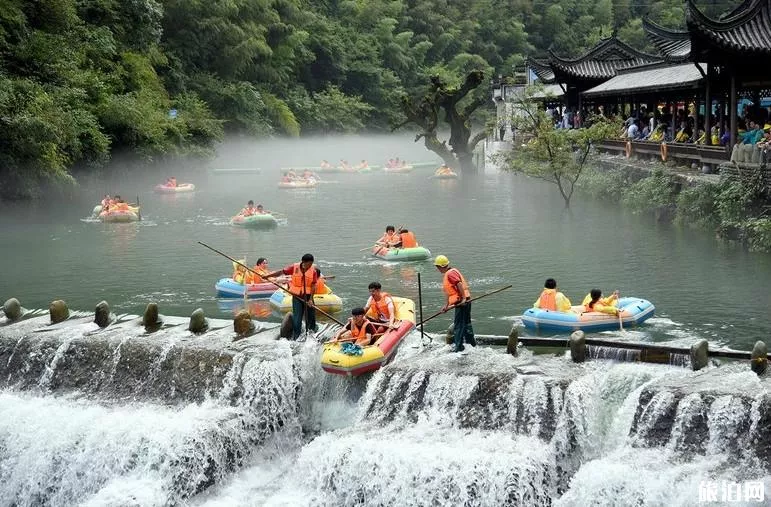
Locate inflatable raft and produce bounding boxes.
[269,286,343,313]
[96,205,140,222]
[154,183,195,193]
[321,297,416,376]
[278,179,318,189]
[229,213,278,228]
[521,297,655,333]
[215,278,283,298]
[372,245,431,262]
[432,170,458,180]
[384,165,413,173]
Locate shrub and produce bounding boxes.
[674,183,720,230]
[621,169,679,217]
[576,166,628,203]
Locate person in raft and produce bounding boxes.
[244,258,269,284]
[363,281,396,332]
[165,176,177,187]
[533,278,572,312]
[434,255,475,353]
[239,200,256,216]
[581,289,620,315]
[265,253,322,340]
[391,227,418,248]
[330,307,379,346]
[375,225,399,247]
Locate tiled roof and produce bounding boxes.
[527,57,555,83]
[581,62,704,98]
[686,0,771,54]
[548,37,663,80]
[642,18,692,60]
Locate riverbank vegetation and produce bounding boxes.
[0,0,737,199]
[578,166,771,252]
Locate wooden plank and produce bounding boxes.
[478,335,770,361]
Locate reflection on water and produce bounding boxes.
[217,299,273,319]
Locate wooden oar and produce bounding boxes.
[418,272,428,344]
[198,242,345,326]
[416,285,513,328]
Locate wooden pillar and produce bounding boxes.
[578,94,583,127]
[730,73,737,147]
[718,94,725,142]
[704,64,712,145]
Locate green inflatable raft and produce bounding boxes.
[371,245,431,261]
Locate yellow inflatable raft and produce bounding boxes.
[268,285,343,313]
[321,297,416,376]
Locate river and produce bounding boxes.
[1,135,770,350]
[1,136,771,506]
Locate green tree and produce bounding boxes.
[398,70,490,173]
[504,86,620,207]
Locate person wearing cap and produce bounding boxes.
[330,307,378,346]
[434,254,475,352]
[265,253,322,339]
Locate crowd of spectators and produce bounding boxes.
[542,102,771,148]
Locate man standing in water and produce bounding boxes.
[266,254,321,339]
[434,255,475,352]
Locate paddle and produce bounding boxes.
[136,194,142,221]
[416,285,513,328]
[197,242,346,326]
[418,272,428,344]
[614,290,625,333]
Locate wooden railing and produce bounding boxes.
[595,139,730,165]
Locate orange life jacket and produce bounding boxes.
[370,292,393,320]
[400,231,417,248]
[245,267,267,284]
[443,268,471,305]
[379,232,397,244]
[538,290,557,311]
[290,263,319,295]
[349,318,371,342]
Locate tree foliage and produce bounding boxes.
[503,86,620,207]
[0,0,743,198]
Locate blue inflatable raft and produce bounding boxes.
[522,297,655,333]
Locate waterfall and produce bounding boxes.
[1,316,769,506]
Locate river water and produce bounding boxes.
[1,136,771,506]
[2,135,770,350]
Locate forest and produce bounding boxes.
[0,0,739,198]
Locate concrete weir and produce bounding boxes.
[0,303,287,404]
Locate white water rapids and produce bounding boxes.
[0,322,769,506]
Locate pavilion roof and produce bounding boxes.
[527,57,555,83]
[581,62,704,98]
[547,36,662,81]
[686,0,771,55]
[642,18,691,61]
